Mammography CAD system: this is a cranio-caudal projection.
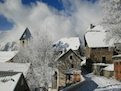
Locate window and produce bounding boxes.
[54,71,57,80]
[102,57,106,63]
[22,40,24,44]
[70,56,72,59]
[71,64,74,68]
[67,75,71,80]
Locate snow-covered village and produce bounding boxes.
[1,0,121,91]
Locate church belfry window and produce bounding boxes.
[22,40,24,44]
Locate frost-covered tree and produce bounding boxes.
[13,31,56,91]
[100,0,121,41]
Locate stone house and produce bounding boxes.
[112,54,121,81]
[103,64,114,78]
[92,63,114,78]
[93,63,109,76]
[55,49,82,87]
[84,25,114,64]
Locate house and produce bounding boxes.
[0,72,30,91]
[19,28,32,47]
[92,63,114,78]
[103,64,114,78]
[93,63,109,76]
[0,51,18,62]
[84,25,114,64]
[112,54,121,81]
[53,37,82,56]
[0,62,37,90]
[55,49,82,87]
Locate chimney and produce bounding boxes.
[90,24,95,29]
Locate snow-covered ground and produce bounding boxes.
[86,73,121,91]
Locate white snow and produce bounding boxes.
[81,57,86,66]
[0,73,21,91]
[113,54,121,58]
[85,32,109,48]
[0,62,30,76]
[93,63,109,66]
[85,25,114,48]
[103,64,114,71]
[54,37,80,51]
[86,73,121,91]
[0,51,18,62]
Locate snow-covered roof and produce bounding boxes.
[112,54,121,58]
[112,54,121,61]
[85,32,109,48]
[0,51,18,62]
[93,63,109,66]
[86,73,121,91]
[0,62,30,76]
[85,25,113,48]
[0,73,21,91]
[103,64,114,71]
[54,37,80,51]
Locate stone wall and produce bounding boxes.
[85,47,113,63]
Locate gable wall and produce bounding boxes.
[14,74,30,91]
